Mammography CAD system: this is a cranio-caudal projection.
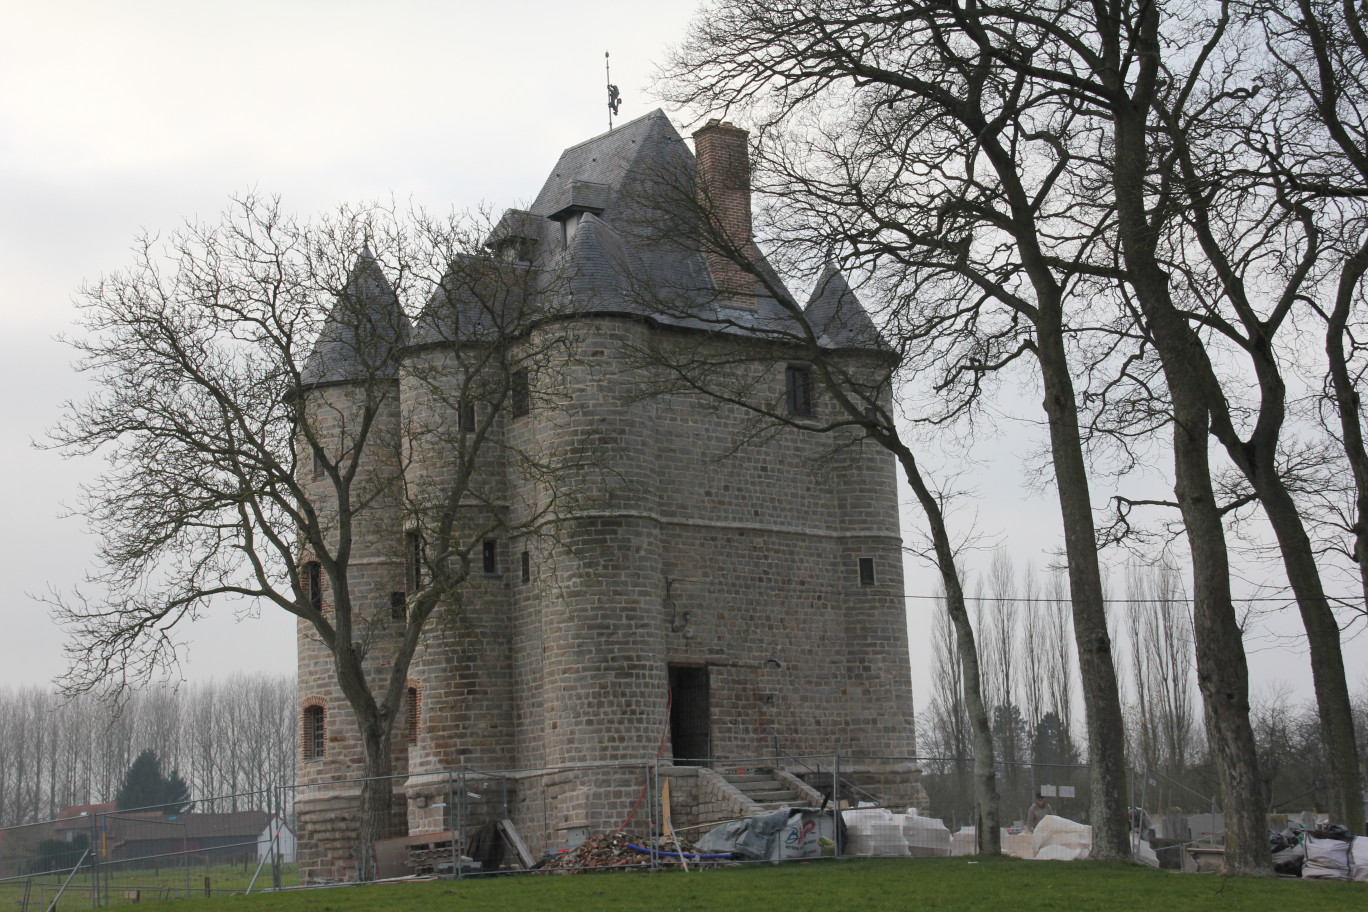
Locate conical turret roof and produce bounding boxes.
[803,263,883,350]
[301,247,411,386]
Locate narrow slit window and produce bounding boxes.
[858,557,876,586]
[312,447,325,477]
[405,531,424,593]
[390,591,406,620]
[483,540,499,576]
[520,549,531,583]
[510,369,530,418]
[406,687,420,744]
[304,561,323,613]
[459,400,476,433]
[786,365,813,417]
[304,705,326,760]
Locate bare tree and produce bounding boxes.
[663,0,1136,859]
[987,549,1020,763]
[1045,569,1076,752]
[45,195,573,877]
[927,592,970,764]
[1019,565,1047,747]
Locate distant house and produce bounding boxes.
[57,810,294,866]
[54,802,116,842]
[256,816,297,864]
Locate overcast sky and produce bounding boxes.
[1,1,1360,715]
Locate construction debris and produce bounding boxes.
[537,831,721,873]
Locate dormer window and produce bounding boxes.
[485,209,540,265]
[560,211,583,247]
[549,180,609,249]
[495,238,536,264]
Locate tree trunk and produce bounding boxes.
[1328,302,1368,618]
[1120,261,1270,873]
[355,723,395,882]
[1037,331,1131,861]
[888,441,1001,854]
[1248,468,1365,833]
[1324,249,1368,835]
[1107,21,1269,869]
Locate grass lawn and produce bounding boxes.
[0,862,299,908]
[125,856,1365,912]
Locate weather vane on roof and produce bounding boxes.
[606,51,623,132]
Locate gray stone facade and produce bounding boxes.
[295,111,918,878]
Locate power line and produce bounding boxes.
[900,592,1356,605]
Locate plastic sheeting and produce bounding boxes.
[1130,833,1159,868]
[696,807,796,861]
[842,808,910,857]
[1031,815,1092,861]
[950,826,977,856]
[901,811,951,857]
[1003,830,1035,859]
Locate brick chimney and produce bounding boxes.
[692,119,755,305]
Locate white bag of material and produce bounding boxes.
[1031,815,1092,860]
[901,812,951,857]
[776,812,821,861]
[842,807,893,825]
[1131,834,1159,868]
[1352,837,1367,882]
[950,826,976,856]
[842,808,909,857]
[1035,844,1082,861]
[1304,835,1351,881]
[1003,830,1035,859]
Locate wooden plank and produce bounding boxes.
[661,779,688,872]
[498,819,536,870]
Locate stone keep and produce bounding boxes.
[295,110,919,878]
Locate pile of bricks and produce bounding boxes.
[540,832,713,872]
[542,833,652,872]
[406,838,456,874]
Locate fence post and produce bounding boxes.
[647,763,657,873]
[832,754,841,859]
[89,813,98,910]
[182,818,190,900]
[272,786,282,891]
[456,770,465,880]
[447,771,456,880]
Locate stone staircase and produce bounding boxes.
[720,768,819,812]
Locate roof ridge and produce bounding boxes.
[556,108,670,155]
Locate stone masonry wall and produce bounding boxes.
[294,380,411,880]
[298,313,919,870]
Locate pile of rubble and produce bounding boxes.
[538,832,716,873]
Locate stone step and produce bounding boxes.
[721,771,776,783]
[732,777,783,790]
[745,789,799,802]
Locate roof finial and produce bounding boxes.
[605,51,622,132]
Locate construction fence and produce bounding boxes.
[0,756,1225,907]
[0,789,291,911]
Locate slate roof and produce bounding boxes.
[410,254,542,347]
[112,810,275,842]
[301,248,412,386]
[523,108,880,348]
[803,263,885,350]
[318,109,882,371]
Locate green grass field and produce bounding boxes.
[0,861,300,909]
[104,856,1367,912]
